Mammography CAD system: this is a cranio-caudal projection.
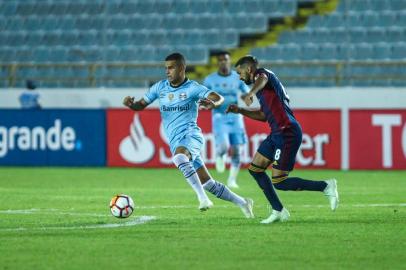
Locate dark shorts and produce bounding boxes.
[257,123,302,171]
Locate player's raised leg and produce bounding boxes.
[269,132,339,211]
[247,152,288,223]
[196,162,254,218]
[172,147,213,211]
[272,173,339,211]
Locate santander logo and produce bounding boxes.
[119,114,155,164]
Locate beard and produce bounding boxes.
[243,77,252,85]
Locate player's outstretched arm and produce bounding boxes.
[226,104,266,122]
[123,96,148,111]
[199,92,224,110]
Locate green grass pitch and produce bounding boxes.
[0,168,405,270]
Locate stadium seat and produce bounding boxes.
[207,0,225,14]
[350,44,374,60]
[323,14,342,28]
[32,47,50,63]
[318,44,338,61]
[0,47,15,63]
[372,43,391,60]
[299,44,320,61]
[366,28,387,43]
[279,0,297,17]
[391,43,406,59]
[387,27,405,43]
[154,1,172,14]
[1,2,17,16]
[306,15,323,29]
[106,16,129,30]
[350,28,367,44]
[280,44,301,61]
[336,45,350,60]
[172,0,190,14]
[220,30,239,47]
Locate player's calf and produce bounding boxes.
[248,164,284,212]
[273,176,327,192]
[202,178,254,218]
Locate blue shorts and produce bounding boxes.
[212,113,247,147]
[257,124,302,171]
[170,132,205,170]
[215,131,247,147]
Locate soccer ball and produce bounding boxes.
[110,194,135,218]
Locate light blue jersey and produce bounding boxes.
[203,71,249,146]
[143,78,211,168]
[19,90,40,109]
[204,71,249,114]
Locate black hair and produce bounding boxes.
[216,50,231,57]
[165,52,186,66]
[235,55,258,68]
[26,79,37,90]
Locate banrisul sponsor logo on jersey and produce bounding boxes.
[161,104,190,112]
[0,119,78,158]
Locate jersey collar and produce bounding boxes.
[170,77,189,88]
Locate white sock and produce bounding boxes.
[228,164,240,183]
[203,179,246,206]
[172,154,209,202]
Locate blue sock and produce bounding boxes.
[249,170,283,211]
[274,177,327,192]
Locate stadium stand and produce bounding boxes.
[0,0,405,87]
[251,0,406,86]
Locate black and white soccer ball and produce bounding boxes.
[109,194,135,218]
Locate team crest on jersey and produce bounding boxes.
[168,93,174,101]
[179,92,187,100]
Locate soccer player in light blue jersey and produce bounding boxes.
[203,51,249,188]
[123,53,254,218]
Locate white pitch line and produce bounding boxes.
[0,216,156,232]
[0,209,109,217]
[0,203,405,215]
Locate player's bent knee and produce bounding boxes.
[272,174,289,184]
[248,163,266,174]
[172,153,196,178]
[172,153,189,166]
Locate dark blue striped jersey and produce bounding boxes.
[254,68,298,134]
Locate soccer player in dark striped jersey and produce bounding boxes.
[227,55,339,224]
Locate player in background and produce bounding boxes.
[123,53,254,218]
[227,55,339,224]
[203,51,249,188]
[19,80,41,109]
